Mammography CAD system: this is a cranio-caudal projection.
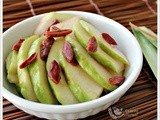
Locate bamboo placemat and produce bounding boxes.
[3,0,157,120]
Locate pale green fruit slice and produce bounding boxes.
[28,36,58,104]
[54,16,81,29]
[17,35,39,101]
[59,52,103,102]
[34,12,75,35]
[6,51,19,84]
[46,38,79,104]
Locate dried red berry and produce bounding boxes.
[40,37,55,61]
[51,19,59,25]
[70,58,79,66]
[86,36,97,52]
[102,33,117,45]
[45,29,72,38]
[48,60,61,84]
[19,52,38,69]
[62,41,73,62]
[109,76,125,86]
[12,39,24,51]
[50,26,61,32]
[62,41,78,66]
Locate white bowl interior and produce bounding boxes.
[3,11,143,113]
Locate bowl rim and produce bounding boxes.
[3,11,143,113]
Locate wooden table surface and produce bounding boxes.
[3,0,157,120]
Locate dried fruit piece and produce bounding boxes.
[45,29,72,38]
[109,76,125,86]
[102,33,117,45]
[62,41,78,66]
[51,19,59,25]
[48,60,61,84]
[62,41,73,63]
[51,26,61,32]
[12,39,24,51]
[40,37,55,60]
[70,58,78,66]
[86,36,97,52]
[19,52,38,69]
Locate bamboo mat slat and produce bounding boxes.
[3,0,157,119]
[93,0,157,32]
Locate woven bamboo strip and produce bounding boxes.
[3,111,28,120]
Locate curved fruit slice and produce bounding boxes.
[28,36,58,104]
[54,16,81,30]
[6,51,21,93]
[46,38,79,104]
[59,53,103,102]
[6,51,19,84]
[80,20,129,64]
[34,12,74,35]
[17,35,39,101]
[65,35,117,91]
[73,22,124,73]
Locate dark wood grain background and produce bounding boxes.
[3,0,157,119]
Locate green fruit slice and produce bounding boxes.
[28,36,58,104]
[46,38,79,104]
[59,53,103,102]
[54,16,81,29]
[6,51,19,84]
[17,35,39,101]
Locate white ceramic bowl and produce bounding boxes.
[3,11,143,120]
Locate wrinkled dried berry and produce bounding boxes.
[62,41,78,66]
[86,36,97,52]
[109,76,125,86]
[45,29,72,38]
[48,60,61,84]
[19,52,37,69]
[102,33,117,45]
[12,39,24,51]
[40,37,55,61]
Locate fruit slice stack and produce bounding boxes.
[6,12,129,104]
